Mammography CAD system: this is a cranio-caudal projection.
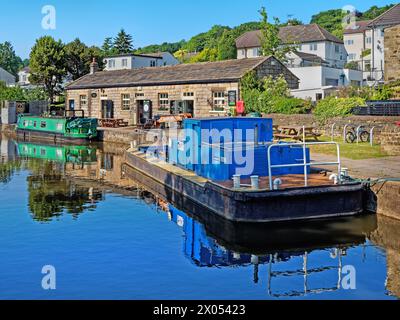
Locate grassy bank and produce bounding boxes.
[309,136,389,160]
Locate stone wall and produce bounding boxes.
[67,82,240,125]
[385,25,400,83]
[265,113,400,147]
[66,57,299,125]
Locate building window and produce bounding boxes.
[108,59,115,68]
[345,40,354,45]
[252,48,260,57]
[240,49,245,57]
[79,95,87,108]
[183,92,194,98]
[366,37,372,44]
[121,94,131,110]
[351,80,361,87]
[135,93,145,97]
[122,59,128,67]
[348,53,357,60]
[150,60,156,67]
[325,78,339,86]
[159,93,169,110]
[310,43,318,51]
[335,45,340,53]
[212,91,226,111]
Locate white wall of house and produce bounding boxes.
[0,67,16,86]
[370,27,385,82]
[104,53,179,71]
[289,66,363,101]
[156,52,180,66]
[237,41,347,68]
[18,70,31,86]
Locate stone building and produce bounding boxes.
[65,56,299,125]
[384,24,400,83]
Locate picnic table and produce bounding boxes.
[157,113,192,128]
[99,118,129,128]
[274,125,321,142]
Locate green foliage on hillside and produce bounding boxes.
[311,4,395,39]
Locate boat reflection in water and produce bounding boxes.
[1,136,395,298]
[147,194,377,298]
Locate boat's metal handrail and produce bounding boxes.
[267,135,341,190]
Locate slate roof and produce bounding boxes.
[368,4,400,27]
[293,51,328,64]
[343,20,373,34]
[235,24,343,49]
[66,56,279,90]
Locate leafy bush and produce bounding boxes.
[241,73,310,114]
[270,96,310,114]
[314,97,365,122]
[0,81,48,102]
[334,85,394,101]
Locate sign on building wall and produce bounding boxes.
[228,91,237,107]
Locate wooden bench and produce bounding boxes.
[275,126,321,142]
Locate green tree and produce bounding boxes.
[102,37,117,56]
[29,36,66,103]
[189,48,218,63]
[0,41,21,75]
[258,7,294,61]
[217,30,237,60]
[113,29,133,54]
[64,39,104,80]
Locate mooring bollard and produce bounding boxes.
[273,178,282,190]
[250,176,259,190]
[233,175,241,189]
[329,174,338,185]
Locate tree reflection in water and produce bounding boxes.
[27,160,103,222]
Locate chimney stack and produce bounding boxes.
[90,58,99,74]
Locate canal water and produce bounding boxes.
[0,134,398,300]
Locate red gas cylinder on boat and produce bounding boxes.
[236,101,245,115]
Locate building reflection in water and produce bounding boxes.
[1,134,399,298]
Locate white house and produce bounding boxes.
[236,24,363,101]
[18,67,31,86]
[0,67,16,86]
[343,20,373,83]
[103,52,179,71]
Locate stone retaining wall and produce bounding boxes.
[371,181,400,221]
[265,114,400,154]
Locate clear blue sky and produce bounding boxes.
[0,0,396,59]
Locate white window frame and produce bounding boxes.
[212,91,226,111]
[122,58,128,67]
[108,59,115,68]
[159,93,169,110]
[121,94,131,110]
[79,95,87,108]
[310,43,318,51]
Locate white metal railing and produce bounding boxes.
[267,135,342,190]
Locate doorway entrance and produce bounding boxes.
[101,100,114,119]
[137,100,152,125]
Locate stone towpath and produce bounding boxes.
[312,153,400,179]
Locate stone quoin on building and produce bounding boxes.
[65,56,299,125]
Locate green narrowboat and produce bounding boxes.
[16,110,98,143]
[17,142,97,164]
